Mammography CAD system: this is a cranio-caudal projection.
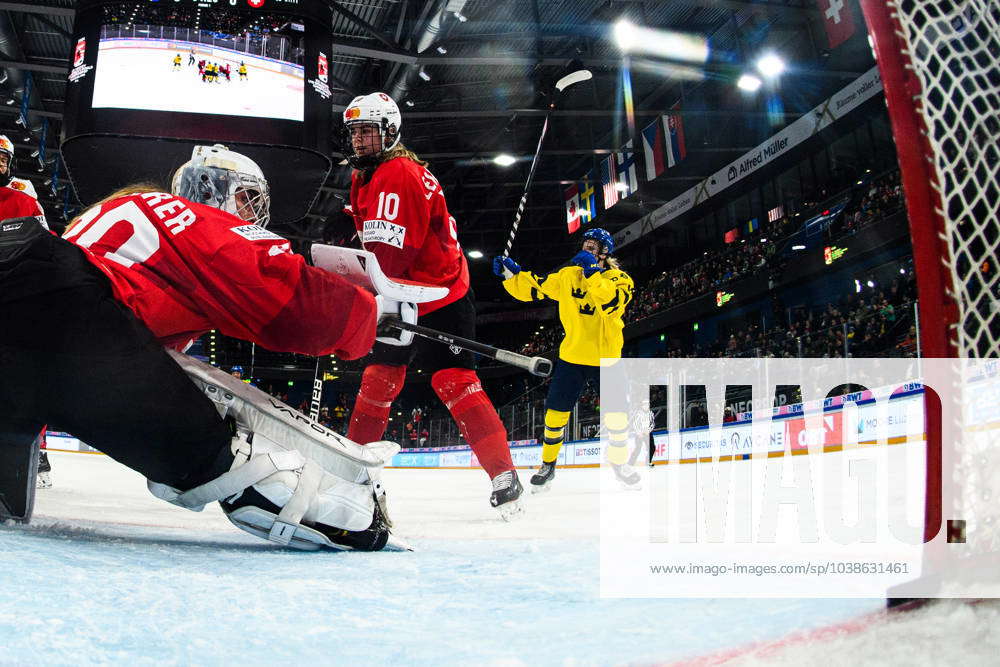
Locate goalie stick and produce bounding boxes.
[382,317,553,377]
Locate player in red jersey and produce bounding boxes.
[0,135,47,229]
[0,145,398,549]
[0,135,53,490]
[340,92,523,519]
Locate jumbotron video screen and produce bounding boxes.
[92,21,304,121]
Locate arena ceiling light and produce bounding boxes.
[756,53,786,78]
[613,18,709,64]
[493,154,516,167]
[737,74,762,92]
[467,250,484,259]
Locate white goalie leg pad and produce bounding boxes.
[168,349,400,486]
[149,430,377,546]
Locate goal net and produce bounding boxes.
[858,0,1000,596]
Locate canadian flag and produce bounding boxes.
[817,0,856,49]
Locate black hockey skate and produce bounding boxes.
[611,462,641,490]
[529,461,556,494]
[319,495,392,552]
[221,486,391,552]
[489,470,524,521]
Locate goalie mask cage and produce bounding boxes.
[858,0,999,597]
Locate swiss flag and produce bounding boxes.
[817,0,856,49]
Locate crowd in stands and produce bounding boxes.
[665,262,918,359]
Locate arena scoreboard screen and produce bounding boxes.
[61,0,334,224]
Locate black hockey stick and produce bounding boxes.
[382,318,553,377]
[502,66,593,258]
[309,356,322,421]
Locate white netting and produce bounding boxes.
[890,0,1000,358]
[872,1,1000,589]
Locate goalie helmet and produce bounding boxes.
[172,144,271,227]
[0,135,14,188]
[340,92,402,170]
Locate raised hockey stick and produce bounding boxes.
[382,317,553,377]
[502,65,593,258]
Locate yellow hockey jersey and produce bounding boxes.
[503,265,633,366]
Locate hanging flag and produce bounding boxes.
[564,182,581,234]
[38,117,47,164]
[18,72,32,129]
[817,0,856,49]
[724,228,739,244]
[641,116,667,181]
[745,217,759,234]
[615,140,638,198]
[578,169,597,224]
[50,156,60,197]
[601,154,619,209]
[666,103,687,168]
[767,204,784,222]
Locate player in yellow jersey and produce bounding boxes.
[239,62,248,81]
[493,227,636,491]
[172,53,182,70]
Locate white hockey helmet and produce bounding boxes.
[0,134,14,187]
[172,144,271,227]
[340,92,402,169]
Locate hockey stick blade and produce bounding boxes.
[495,350,552,377]
[555,69,592,92]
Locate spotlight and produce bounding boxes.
[612,19,708,62]
[436,45,447,54]
[613,19,639,51]
[452,10,467,22]
[467,250,484,259]
[418,68,431,82]
[756,53,786,78]
[614,181,629,192]
[792,245,806,251]
[404,100,414,107]
[493,154,516,167]
[737,74,762,92]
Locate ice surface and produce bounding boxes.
[2,451,987,665]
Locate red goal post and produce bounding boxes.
[858,0,999,596]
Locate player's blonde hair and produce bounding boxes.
[63,183,163,236]
[605,256,621,271]
[381,142,427,167]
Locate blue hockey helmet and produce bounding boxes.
[583,227,614,255]
[230,365,244,375]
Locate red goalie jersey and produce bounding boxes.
[349,157,469,314]
[64,191,376,358]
